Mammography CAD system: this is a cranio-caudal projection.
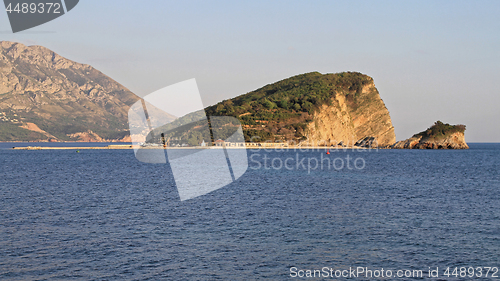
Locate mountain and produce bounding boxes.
[205,71,396,146]
[392,121,469,149]
[0,41,143,141]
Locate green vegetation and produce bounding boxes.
[0,122,46,141]
[204,71,372,141]
[414,121,466,140]
[146,71,375,144]
[243,129,274,142]
[149,115,243,146]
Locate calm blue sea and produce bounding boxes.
[0,143,499,280]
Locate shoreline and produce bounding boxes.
[11,145,372,150]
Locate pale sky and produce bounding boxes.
[1,0,499,142]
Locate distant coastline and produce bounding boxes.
[11,144,369,150]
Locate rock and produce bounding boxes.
[391,136,422,149]
[305,79,396,147]
[66,130,105,142]
[354,136,377,148]
[391,121,469,149]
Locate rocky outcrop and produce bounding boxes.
[66,131,105,142]
[354,136,378,148]
[392,122,469,149]
[19,122,56,139]
[306,80,395,147]
[0,41,142,141]
[392,133,469,149]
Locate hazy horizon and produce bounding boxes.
[1,0,499,142]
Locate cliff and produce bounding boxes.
[0,41,142,141]
[305,79,395,147]
[392,121,469,149]
[205,72,396,147]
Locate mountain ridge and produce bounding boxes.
[0,41,142,141]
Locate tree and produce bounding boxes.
[263,98,276,109]
[187,131,203,146]
[279,100,289,109]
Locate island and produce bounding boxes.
[391,121,468,149]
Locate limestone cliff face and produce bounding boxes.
[306,80,396,147]
[0,41,141,141]
[392,132,469,149]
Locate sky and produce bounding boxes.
[1,0,499,142]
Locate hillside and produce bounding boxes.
[0,41,143,141]
[156,72,396,147]
[204,71,395,146]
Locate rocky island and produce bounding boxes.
[204,71,396,147]
[391,121,468,149]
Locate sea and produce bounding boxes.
[0,143,499,280]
